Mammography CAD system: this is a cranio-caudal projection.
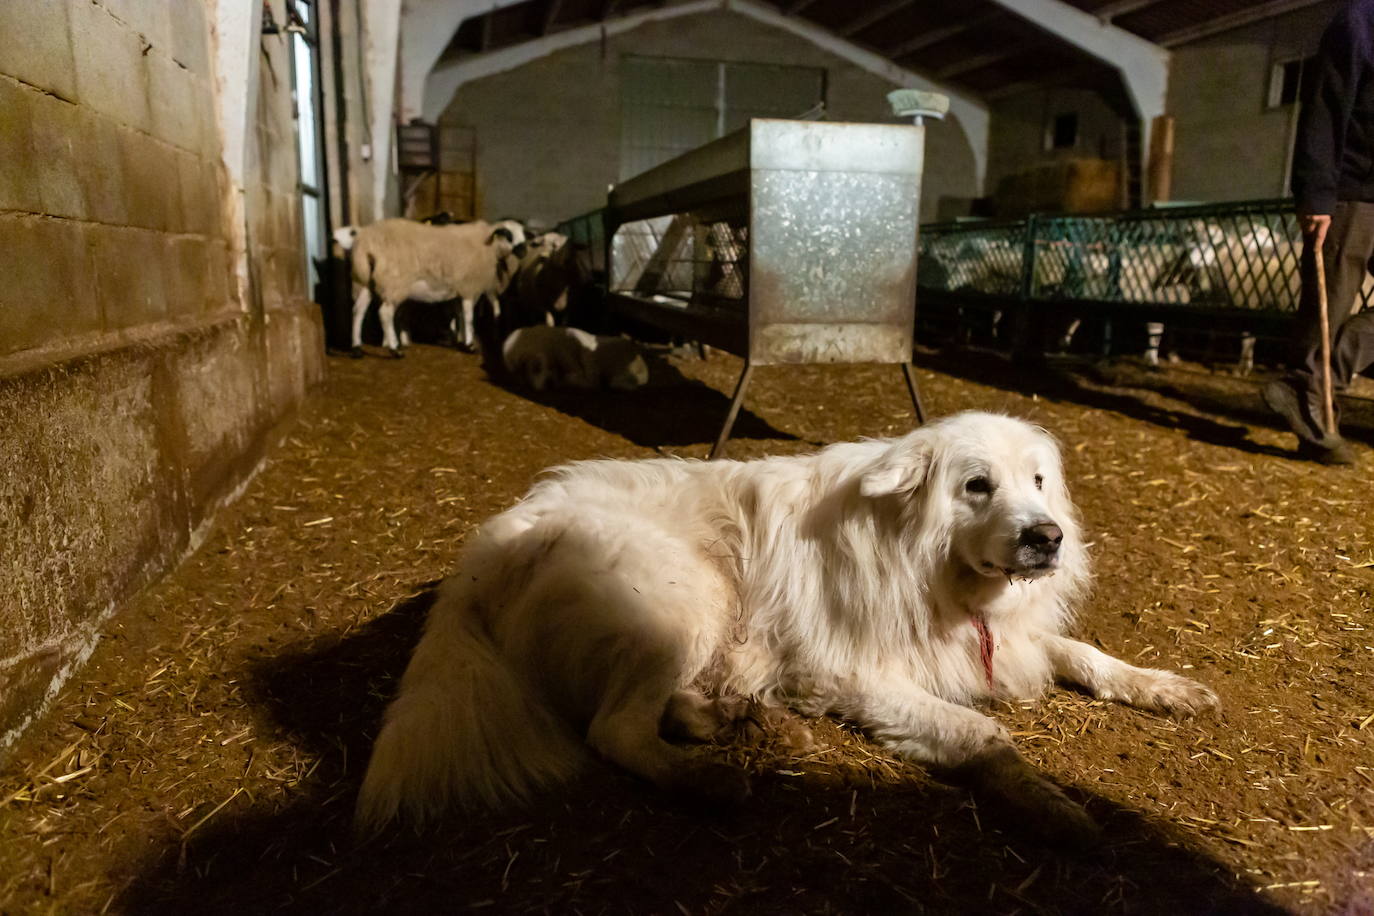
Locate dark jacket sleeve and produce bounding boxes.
[1292,1,1370,215]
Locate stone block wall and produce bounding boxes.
[0,0,330,755]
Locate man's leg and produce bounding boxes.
[1295,203,1374,417]
[1268,201,1374,456]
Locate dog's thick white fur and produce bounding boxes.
[358,412,1217,836]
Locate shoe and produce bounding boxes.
[1262,378,1328,445]
[1297,438,1357,466]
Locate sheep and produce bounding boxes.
[505,239,591,329]
[501,325,648,392]
[333,218,523,357]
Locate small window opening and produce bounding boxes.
[1268,56,1316,108]
[1048,112,1078,151]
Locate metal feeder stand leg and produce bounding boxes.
[901,363,927,425]
[709,361,755,460]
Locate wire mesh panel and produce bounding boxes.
[915,198,1374,370]
[619,56,826,182]
[920,220,1030,297]
[555,209,607,275]
[608,213,750,311]
[917,199,1366,313]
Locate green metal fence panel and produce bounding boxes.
[918,199,1372,314]
[556,209,608,276]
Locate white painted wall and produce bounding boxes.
[399,0,530,123]
[211,0,259,309]
[364,0,403,219]
[422,0,990,191]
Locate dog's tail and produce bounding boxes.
[355,575,582,833]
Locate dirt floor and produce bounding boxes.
[3,342,1374,915]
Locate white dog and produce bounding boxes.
[358,412,1217,839]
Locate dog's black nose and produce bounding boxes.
[1020,523,1063,553]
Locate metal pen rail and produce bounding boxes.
[916,198,1373,370]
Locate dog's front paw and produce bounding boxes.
[1125,669,1220,718]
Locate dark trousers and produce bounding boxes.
[1293,200,1374,419]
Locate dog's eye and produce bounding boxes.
[965,476,993,495]
[1034,474,1044,490]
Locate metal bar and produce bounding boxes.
[479,10,493,50]
[838,0,916,38]
[936,48,1021,80]
[710,361,755,460]
[982,61,1102,100]
[883,12,1000,60]
[1093,0,1162,22]
[901,363,927,425]
[541,0,564,34]
[1158,0,1329,47]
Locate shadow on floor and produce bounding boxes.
[918,347,1374,456]
[488,352,797,450]
[119,588,1284,915]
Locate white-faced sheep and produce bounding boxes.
[334,218,526,357]
[501,325,648,392]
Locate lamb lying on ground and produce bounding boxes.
[501,325,649,392]
[334,218,524,357]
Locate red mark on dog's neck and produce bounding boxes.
[971,615,995,692]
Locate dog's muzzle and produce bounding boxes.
[1014,521,1062,570]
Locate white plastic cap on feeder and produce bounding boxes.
[887,89,950,127]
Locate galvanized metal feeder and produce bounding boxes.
[604,94,946,458]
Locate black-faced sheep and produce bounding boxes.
[334,218,526,357]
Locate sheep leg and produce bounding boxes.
[378,299,403,358]
[456,298,476,352]
[350,287,371,358]
[1144,321,1164,367]
[458,296,496,353]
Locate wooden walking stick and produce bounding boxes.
[1314,245,1337,437]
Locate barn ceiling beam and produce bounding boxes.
[1092,0,1161,22]
[982,61,1099,99]
[1156,0,1329,47]
[838,0,915,38]
[882,12,1002,60]
[936,48,1020,80]
[426,0,719,119]
[982,0,1169,148]
[479,10,494,49]
[401,0,533,121]
[541,0,565,34]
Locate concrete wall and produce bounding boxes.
[1168,2,1338,203]
[0,0,345,756]
[437,10,982,225]
[986,86,1130,196]
[981,2,1341,209]
[319,0,385,229]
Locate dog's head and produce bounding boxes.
[861,412,1082,585]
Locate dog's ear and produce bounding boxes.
[860,440,932,498]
